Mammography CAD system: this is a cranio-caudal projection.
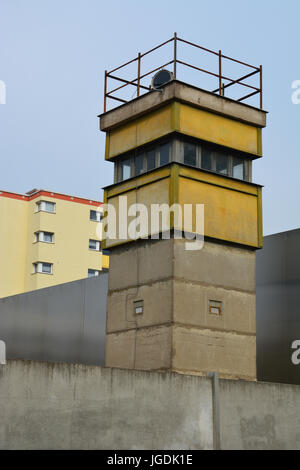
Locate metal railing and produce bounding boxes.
[104,33,263,112]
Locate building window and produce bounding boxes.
[159,142,170,166]
[208,300,222,316]
[216,153,228,176]
[119,158,131,181]
[33,262,53,274]
[88,269,100,277]
[113,137,250,184]
[36,201,55,213]
[133,300,144,315]
[34,231,54,243]
[89,239,101,251]
[184,142,197,167]
[135,153,145,176]
[201,148,212,171]
[146,149,156,171]
[90,210,102,222]
[232,156,244,180]
[102,249,110,256]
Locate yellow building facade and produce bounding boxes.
[0,189,109,299]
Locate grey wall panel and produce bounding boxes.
[256,229,300,385]
[0,274,108,365]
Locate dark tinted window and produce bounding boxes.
[184,142,196,166]
[146,149,156,171]
[201,148,212,170]
[135,153,145,175]
[216,153,228,175]
[159,143,170,166]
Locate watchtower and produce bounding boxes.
[99,34,266,380]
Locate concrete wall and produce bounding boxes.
[0,360,299,450]
[220,379,300,450]
[0,361,213,450]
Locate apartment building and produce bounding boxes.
[0,188,109,298]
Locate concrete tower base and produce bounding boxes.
[105,237,256,381]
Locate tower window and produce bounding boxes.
[184,142,197,167]
[159,142,170,166]
[135,153,145,176]
[133,300,144,315]
[216,153,228,175]
[201,148,212,171]
[120,158,131,180]
[233,157,244,180]
[209,300,222,316]
[146,149,156,171]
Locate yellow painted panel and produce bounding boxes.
[105,167,171,198]
[178,165,258,196]
[178,176,259,247]
[104,164,261,249]
[106,105,172,159]
[104,178,170,248]
[179,103,260,155]
[102,255,110,269]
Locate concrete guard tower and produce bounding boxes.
[99,35,267,380]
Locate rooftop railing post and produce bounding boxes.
[137,53,141,97]
[219,50,222,95]
[174,32,177,79]
[104,70,107,112]
[260,65,263,109]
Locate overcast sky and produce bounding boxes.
[0,0,299,235]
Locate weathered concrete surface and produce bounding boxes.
[220,379,300,450]
[174,238,256,292]
[106,325,172,371]
[100,80,267,131]
[106,238,256,380]
[108,238,173,292]
[173,281,256,334]
[0,361,299,450]
[173,326,256,380]
[0,361,213,450]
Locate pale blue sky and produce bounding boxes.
[0,0,299,235]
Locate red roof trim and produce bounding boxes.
[0,191,27,201]
[0,190,102,207]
